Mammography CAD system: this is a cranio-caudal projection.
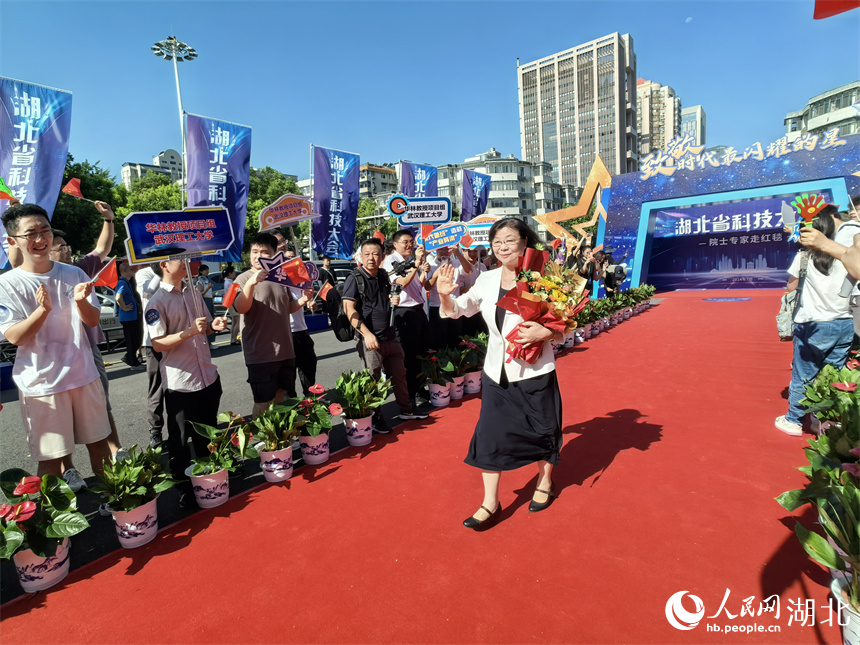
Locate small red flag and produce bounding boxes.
[551,238,562,250]
[318,282,333,303]
[61,178,85,200]
[373,229,385,242]
[813,0,860,18]
[460,232,475,248]
[222,282,241,310]
[282,257,311,285]
[93,258,118,288]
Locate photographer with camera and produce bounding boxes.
[343,239,427,432]
[381,229,432,409]
[599,246,628,295]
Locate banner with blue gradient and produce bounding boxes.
[185,113,251,263]
[400,162,437,198]
[0,77,73,269]
[312,146,360,259]
[461,169,490,223]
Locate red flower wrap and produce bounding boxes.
[497,283,566,364]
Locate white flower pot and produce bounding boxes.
[573,331,584,345]
[448,375,466,400]
[831,578,860,645]
[623,308,632,319]
[609,314,618,326]
[111,496,159,548]
[565,331,577,347]
[184,466,230,509]
[258,446,294,482]
[428,382,450,407]
[13,537,71,593]
[463,371,482,394]
[299,432,330,465]
[583,323,592,339]
[344,415,373,447]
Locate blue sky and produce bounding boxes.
[1,0,858,184]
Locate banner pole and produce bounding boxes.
[309,144,316,260]
[289,225,301,258]
[184,258,202,319]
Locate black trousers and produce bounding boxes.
[144,347,164,433]
[428,305,463,350]
[121,319,142,364]
[393,305,431,399]
[291,329,317,398]
[164,377,222,488]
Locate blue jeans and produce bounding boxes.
[787,319,855,424]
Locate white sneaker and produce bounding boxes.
[112,449,130,462]
[62,468,87,492]
[775,415,803,437]
[98,503,112,517]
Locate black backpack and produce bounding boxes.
[328,270,367,342]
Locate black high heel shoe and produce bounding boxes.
[528,482,555,512]
[463,503,502,531]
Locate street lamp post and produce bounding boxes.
[151,36,198,209]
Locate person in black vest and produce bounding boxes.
[342,238,427,433]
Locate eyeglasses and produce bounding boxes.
[491,237,523,250]
[9,228,53,241]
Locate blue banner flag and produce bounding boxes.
[185,113,251,263]
[399,162,437,198]
[312,146,359,259]
[461,169,491,223]
[123,206,234,265]
[0,77,73,269]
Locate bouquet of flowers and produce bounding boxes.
[496,246,590,364]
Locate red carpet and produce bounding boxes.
[1,290,841,644]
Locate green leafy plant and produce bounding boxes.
[297,384,336,438]
[189,413,258,476]
[800,363,860,432]
[459,333,488,373]
[91,445,175,512]
[248,402,306,452]
[418,350,454,386]
[0,470,89,559]
[334,369,393,419]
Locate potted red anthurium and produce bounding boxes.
[186,414,257,509]
[297,384,338,465]
[0,469,89,592]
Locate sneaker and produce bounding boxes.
[149,429,164,450]
[98,503,112,517]
[112,448,130,462]
[775,415,803,437]
[397,411,429,421]
[414,395,432,409]
[121,357,145,372]
[372,423,392,435]
[62,468,87,492]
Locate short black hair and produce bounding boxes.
[52,229,68,240]
[392,229,415,243]
[198,264,209,272]
[2,203,49,235]
[249,232,278,254]
[152,263,163,278]
[360,238,384,252]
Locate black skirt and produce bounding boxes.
[465,369,563,471]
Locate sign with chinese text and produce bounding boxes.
[0,77,73,269]
[424,223,468,252]
[399,162,437,198]
[259,193,320,231]
[258,251,313,289]
[463,215,500,249]
[312,146,359,260]
[461,169,491,223]
[392,195,452,225]
[185,113,251,263]
[123,206,234,266]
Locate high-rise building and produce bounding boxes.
[681,105,707,147]
[784,81,860,141]
[517,32,638,187]
[121,148,183,189]
[636,79,682,155]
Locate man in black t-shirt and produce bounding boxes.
[318,256,337,288]
[342,239,427,432]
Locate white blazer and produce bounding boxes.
[441,267,555,384]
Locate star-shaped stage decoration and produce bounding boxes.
[534,155,612,248]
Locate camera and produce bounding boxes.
[390,258,416,276]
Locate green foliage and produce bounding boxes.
[189,413,257,476]
[296,389,334,438]
[799,363,860,434]
[52,155,118,257]
[459,333,488,372]
[557,203,598,239]
[352,198,399,247]
[334,369,393,418]
[418,350,454,385]
[249,401,305,452]
[91,445,175,512]
[246,167,304,240]
[0,469,89,559]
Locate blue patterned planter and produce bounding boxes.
[258,447,294,482]
[299,433,330,465]
[344,415,373,447]
[184,466,230,508]
[111,496,159,548]
[13,537,71,593]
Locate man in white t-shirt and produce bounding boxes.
[0,204,111,478]
[136,263,165,448]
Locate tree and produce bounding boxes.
[352,198,398,246]
[114,172,182,256]
[51,155,118,256]
[246,166,303,239]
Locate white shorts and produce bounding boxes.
[20,379,112,461]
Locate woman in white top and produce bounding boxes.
[437,218,564,531]
[776,204,857,436]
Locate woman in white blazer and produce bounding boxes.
[437,218,564,531]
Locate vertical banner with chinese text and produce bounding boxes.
[399,162,437,198]
[185,113,251,263]
[312,146,359,259]
[0,77,72,269]
[461,169,491,222]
